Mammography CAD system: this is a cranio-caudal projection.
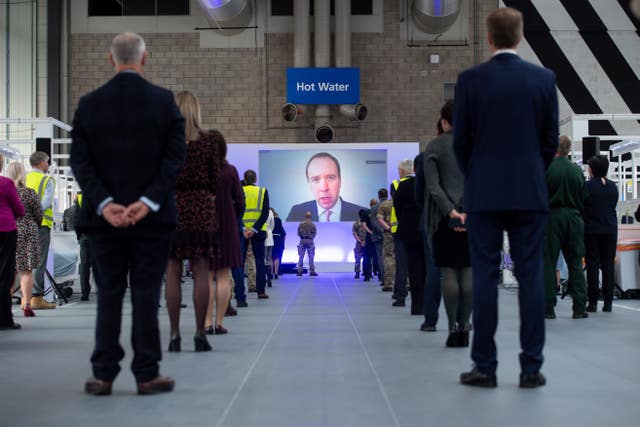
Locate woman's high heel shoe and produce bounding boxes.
[23,304,36,317]
[194,334,212,352]
[168,336,181,352]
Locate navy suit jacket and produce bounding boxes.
[286,198,365,222]
[70,72,186,233]
[453,53,558,213]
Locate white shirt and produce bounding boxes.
[265,210,275,246]
[316,198,342,222]
[492,48,518,57]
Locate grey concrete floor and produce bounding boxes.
[1,273,640,427]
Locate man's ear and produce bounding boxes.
[108,53,115,68]
[141,51,148,66]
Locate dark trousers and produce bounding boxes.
[243,231,267,294]
[467,212,547,375]
[393,235,408,298]
[79,237,92,298]
[422,232,441,327]
[33,226,51,295]
[88,231,171,382]
[585,233,617,304]
[0,231,17,326]
[363,240,374,279]
[543,209,587,312]
[374,240,384,280]
[233,227,246,303]
[404,239,426,315]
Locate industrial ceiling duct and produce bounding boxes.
[335,0,367,122]
[282,0,310,122]
[197,0,252,35]
[314,0,334,143]
[412,0,461,35]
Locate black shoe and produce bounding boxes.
[460,368,497,388]
[446,331,459,347]
[586,302,597,313]
[236,300,248,308]
[168,336,181,352]
[225,305,238,316]
[602,301,612,312]
[310,272,318,277]
[363,276,371,282]
[204,326,214,335]
[274,274,278,279]
[545,307,556,319]
[354,272,360,279]
[80,295,89,302]
[267,281,272,288]
[0,322,21,331]
[420,322,436,332]
[458,330,470,347]
[392,300,405,307]
[296,272,302,277]
[194,334,212,352]
[572,311,589,319]
[519,372,546,388]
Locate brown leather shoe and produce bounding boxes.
[257,293,269,299]
[137,376,175,395]
[84,377,113,395]
[31,296,56,310]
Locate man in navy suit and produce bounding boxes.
[286,152,365,222]
[453,8,558,389]
[71,33,186,395]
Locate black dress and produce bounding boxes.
[272,216,286,260]
[169,131,219,261]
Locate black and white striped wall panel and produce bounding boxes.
[501,0,640,139]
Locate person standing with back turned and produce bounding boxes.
[71,32,186,395]
[453,8,558,389]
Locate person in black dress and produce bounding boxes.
[271,209,286,279]
[165,91,219,352]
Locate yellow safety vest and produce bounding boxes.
[390,177,410,233]
[242,185,267,231]
[77,194,83,207]
[26,171,54,229]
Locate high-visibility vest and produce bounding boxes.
[77,193,83,207]
[389,177,410,233]
[242,185,267,231]
[26,171,54,229]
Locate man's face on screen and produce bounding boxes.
[307,157,341,210]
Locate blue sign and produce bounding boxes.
[287,68,360,104]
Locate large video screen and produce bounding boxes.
[259,149,387,223]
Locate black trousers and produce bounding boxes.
[404,239,426,315]
[78,236,92,298]
[585,233,617,304]
[467,212,547,375]
[243,230,267,294]
[0,231,17,326]
[363,239,374,278]
[88,231,171,383]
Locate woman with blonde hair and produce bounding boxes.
[0,154,25,329]
[165,91,219,352]
[6,161,42,317]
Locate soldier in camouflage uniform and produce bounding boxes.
[376,199,395,292]
[352,219,367,279]
[297,211,318,276]
[245,243,257,292]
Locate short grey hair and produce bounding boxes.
[110,32,146,65]
[558,135,571,156]
[398,159,414,175]
[30,151,49,167]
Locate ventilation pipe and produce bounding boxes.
[282,0,311,122]
[412,0,461,35]
[335,0,367,122]
[314,0,334,143]
[197,0,253,35]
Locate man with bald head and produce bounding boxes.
[71,32,186,395]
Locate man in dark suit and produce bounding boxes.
[286,152,365,222]
[71,32,186,396]
[453,8,558,389]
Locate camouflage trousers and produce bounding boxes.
[297,239,315,273]
[382,232,395,289]
[245,243,256,292]
[354,243,364,273]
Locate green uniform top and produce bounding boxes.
[545,156,588,210]
[352,220,367,243]
[297,220,317,239]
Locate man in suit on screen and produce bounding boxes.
[286,152,365,222]
[453,7,558,389]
